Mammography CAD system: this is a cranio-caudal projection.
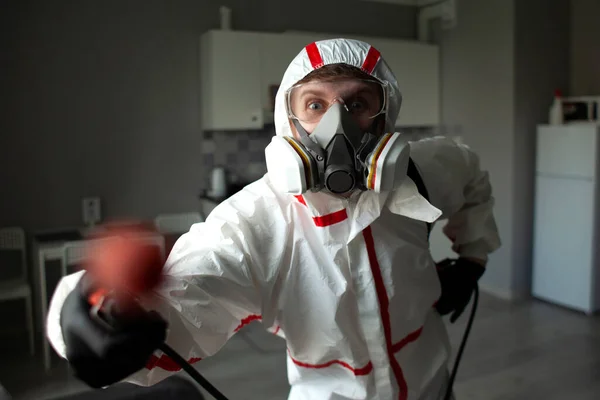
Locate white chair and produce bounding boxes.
[0,227,34,356]
[154,212,203,234]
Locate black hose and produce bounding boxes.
[443,284,479,400]
[158,343,229,400]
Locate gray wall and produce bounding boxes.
[439,0,570,299]
[439,0,516,298]
[0,0,579,332]
[570,0,600,96]
[513,0,570,297]
[0,0,416,232]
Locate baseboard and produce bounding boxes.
[530,293,598,316]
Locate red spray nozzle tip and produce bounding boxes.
[85,226,165,295]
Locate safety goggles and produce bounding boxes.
[285,78,389,124]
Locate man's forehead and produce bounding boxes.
[293,79,379,95]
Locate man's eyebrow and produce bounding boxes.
[296,87,378,98]
[295,89,328,98]
[354,87,379,95]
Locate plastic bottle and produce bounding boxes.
[209,166,227,198]
[220,6,231,30]
[549,89,563,125]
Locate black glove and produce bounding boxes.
[60,273,167,388]
[434,258,485,323]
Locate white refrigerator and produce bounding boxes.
[532,123,600,314]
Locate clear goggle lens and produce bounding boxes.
[286,79,388,124]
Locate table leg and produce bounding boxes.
[26,294,35,356]
[39,251,51,371]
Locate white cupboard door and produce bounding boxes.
[200,31,263,130]
[536,124,598,179]
[532,175,595,313]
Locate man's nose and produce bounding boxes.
[330,97,350,112]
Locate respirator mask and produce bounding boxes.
[265,78,410,196]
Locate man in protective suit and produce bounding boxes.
[46,38,501,400]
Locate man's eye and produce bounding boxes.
[350,101,366,110]
[308,102,324,110]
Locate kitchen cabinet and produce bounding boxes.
[200,30,264,130]
[200,29,440,131]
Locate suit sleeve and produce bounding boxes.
[46,192,280,386]
[410,136,501,261]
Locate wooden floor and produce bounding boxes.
[1,292,599,399]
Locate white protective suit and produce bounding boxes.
[46,38,501,400]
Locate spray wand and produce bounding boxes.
[83,226,230,400]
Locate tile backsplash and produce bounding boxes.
[200,126,438,188]
[201,127,274,187]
